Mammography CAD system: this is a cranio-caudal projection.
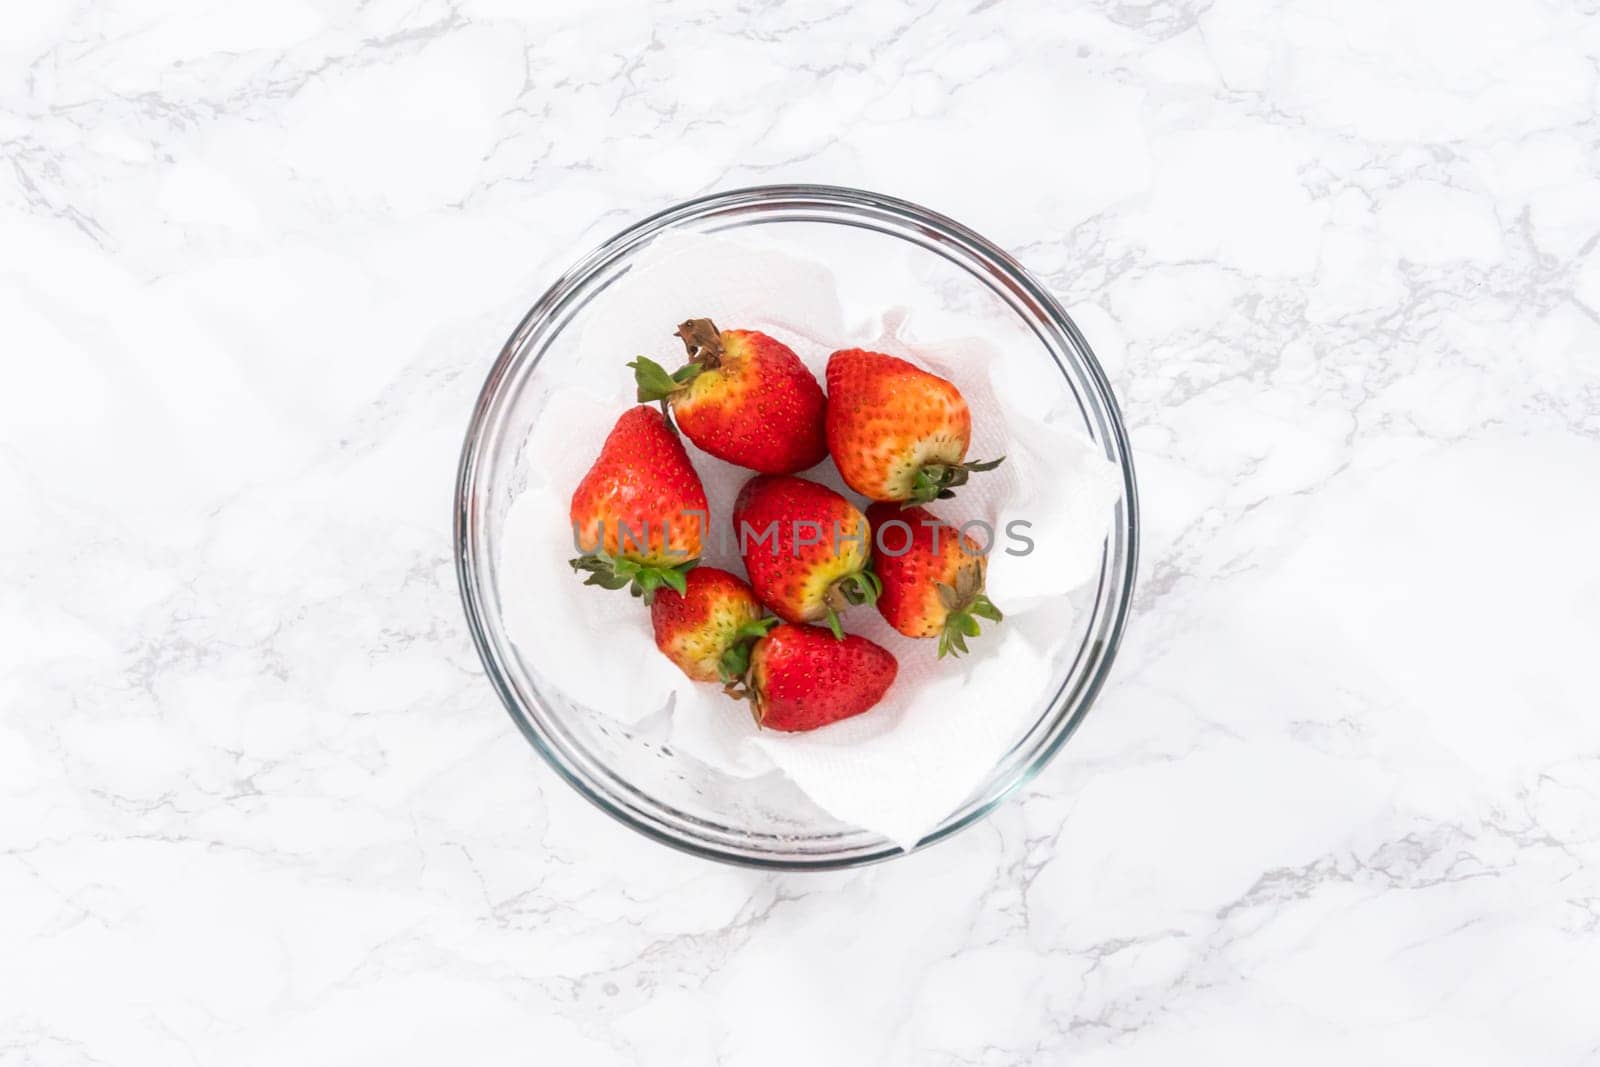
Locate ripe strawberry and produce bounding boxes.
[569,405,708,603]
[629,318,827,474]
[732,474,879,636]
[825,348,1003,505]
[650,567,776,683]
[725,623,898,732]
[867,503,1003,657]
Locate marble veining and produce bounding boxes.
[4,0,1599,1062]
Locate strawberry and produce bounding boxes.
[725,623,898,732]
[569,405,708,603]
[732,474,879,636]
[629,318,828,474]
[650,567,776,683]
[825,348,1003,505]
[867,503,1003,657]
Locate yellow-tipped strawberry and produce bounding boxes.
[732,474,879,638]
[629,319,828,474]
[867,503,1003,657]
[569,406,708,603]
[825,348,1003,505]
[650,567,777,682]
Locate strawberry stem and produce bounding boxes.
[904,455,1007,507]
[820,568,881,638]
[721,677,766,728]
[675,318,724,370]
[935,584,1004,659]
[719,617,779,727]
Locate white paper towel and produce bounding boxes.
[499,231,1121,848]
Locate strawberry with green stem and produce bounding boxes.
[826,348,1004,505]
[629,319,828,474]
[867,503,1003,657]
[569,406,707,603]
[650,567,778,682]
[732,474,880,638]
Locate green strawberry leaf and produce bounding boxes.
[658,566,689,597]
[568,553,697,605]
[824,608,844,641]
[969,594,1004,622]
[716,618,776,685]
[834,569,881,608]
[730,617,780,643]
[629,356,685,403]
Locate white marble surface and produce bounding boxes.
[4,0,1600,1062]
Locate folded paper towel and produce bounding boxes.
[499,231,1121,849]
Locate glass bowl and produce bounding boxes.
[454,185,1139,869]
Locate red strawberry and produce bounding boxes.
[569,406,708,602]
[630,319,827,474]
[867,504,1003,657]
[825,348,1003,504]
[726,623,897,732]
[650,567,775,682]
[732,474,879,636]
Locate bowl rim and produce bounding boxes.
[454,183,1140,870]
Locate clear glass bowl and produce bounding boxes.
[454,185,1139,869]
